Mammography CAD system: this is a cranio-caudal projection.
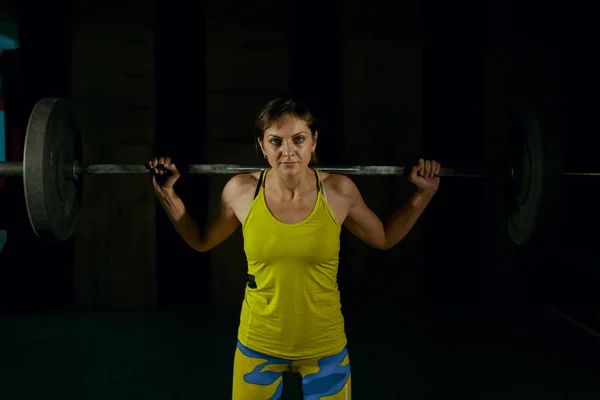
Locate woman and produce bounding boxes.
[149,98,440,399]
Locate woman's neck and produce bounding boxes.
[267,167,315,200]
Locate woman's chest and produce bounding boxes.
[243,211,340,263]
[266,194,318,224]
[244,227,340,264]
[235,192,348,227]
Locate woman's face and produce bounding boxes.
[258,116,317,176]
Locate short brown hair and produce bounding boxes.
[254,98,317,142]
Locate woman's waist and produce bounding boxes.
[245,282,341,308]
[237,319,347,360]
[243,286,341,320]
[244,264,340,294]
[239,301,346,354]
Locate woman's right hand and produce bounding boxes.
[148,156,180,191]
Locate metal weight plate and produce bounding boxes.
[506,115,544,246]
[23,98,79,241]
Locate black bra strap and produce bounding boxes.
[254,169,265,199]
[255,169,320,198]
[312,169,320,191]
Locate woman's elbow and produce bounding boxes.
[372,236,389,251]
[189,239,211,253]
[380,235,406,250]
[378,242,392,251]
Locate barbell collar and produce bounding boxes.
[0,161,24,177]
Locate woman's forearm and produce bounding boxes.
[384,190,435,249]
[156,188,204,251]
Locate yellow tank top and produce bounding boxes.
[238,168,346,360]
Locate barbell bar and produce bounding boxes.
[1,161,594,178]
[80,163,489,178]
[0,97,585,245]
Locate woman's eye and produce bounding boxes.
[270,139,281,145]
[294,137,304,143]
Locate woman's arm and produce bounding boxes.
[341,159,440,250]
[344,185,434,249]
[155,176,243,252]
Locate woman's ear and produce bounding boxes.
[257,139,267,159]
[311,131,319,164]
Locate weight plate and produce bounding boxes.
[506,115,544,246]
[23,98,79,241]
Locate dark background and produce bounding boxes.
[1,0,599,398]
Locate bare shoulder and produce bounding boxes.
[222,172,261,200]
[319,172,360,198]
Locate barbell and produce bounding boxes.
[0,97,585,245]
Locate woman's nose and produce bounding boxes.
[281,141,293,156]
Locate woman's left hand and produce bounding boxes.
[408,158,441,194]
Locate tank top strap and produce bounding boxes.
[313,169,327,200]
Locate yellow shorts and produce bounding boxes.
[232,341,351,399]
